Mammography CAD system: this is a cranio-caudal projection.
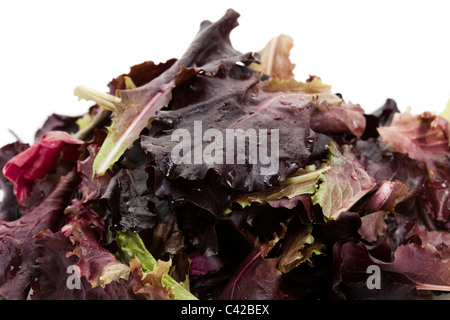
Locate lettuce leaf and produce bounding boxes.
[384,224,450,291]
[2,131,83,204]
[66,217,130,289]
[262,76,367,136]
[312,142,377,220]
[0,171,78,299]
[378,109,450,227]
[115,231,197,300]
[249,34,295,79]
[76,9,259,177]
[232,165,330,209]
[358,210,388,243]
[218,247,283,300]
[278,224,324,273]
[1,9,449,301]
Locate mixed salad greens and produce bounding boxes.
[1,9,449,300]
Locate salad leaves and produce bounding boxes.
[0,9,449,300]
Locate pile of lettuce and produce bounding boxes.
[1,9,449,300]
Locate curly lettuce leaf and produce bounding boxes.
[232,165,330,209]
[358,210,388,243]
[115,231,197,300]
[141,71,317,193]
[0,171,78,299]
[278,224,324,273]
[76,9,258,177]
[378,108,449,165]
[66,216,130,289]
[31,232,143,300]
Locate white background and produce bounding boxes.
[0,0,449,148]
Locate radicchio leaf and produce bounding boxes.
[2,131,83,204]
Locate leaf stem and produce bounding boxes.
[73,109,111,141]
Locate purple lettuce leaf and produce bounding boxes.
[65,215,130,289]
[148,164,233,218]
[358,211,388,243]
[85,9,259,177]
[31,231,145,300]
[101,167,158,232]
[34,114,81,142]
[378,109,450,227]
[331,241,422,300]
[218,247,283,300]
[0,170,78,299]
[141,70,316,193]
[358,180,410,214]
[362,98,400,139]
[383,224,450,291]
[107,59,177,95]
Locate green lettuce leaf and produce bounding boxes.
[312,142,377,220]
[232,165,330,209]
[115,231,197,300]
[278,224,324,273]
